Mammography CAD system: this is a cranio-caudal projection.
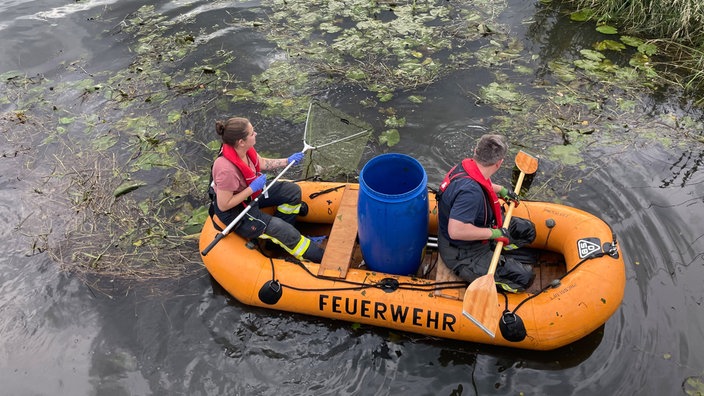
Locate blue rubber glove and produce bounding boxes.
[489,228,511,245]
[287,152,304,165]
[250,174,267,192]
[498,186,520,206]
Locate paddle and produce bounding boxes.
[461,150,539,337]
[201,103,370,256]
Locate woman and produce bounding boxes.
[210,117,324,263]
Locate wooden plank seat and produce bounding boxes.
[434,255,467,300]
[317,185,359,278]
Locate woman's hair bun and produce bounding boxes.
[215,120,225,135]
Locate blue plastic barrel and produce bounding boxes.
[358,153,428,275]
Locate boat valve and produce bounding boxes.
[603,240,620,259]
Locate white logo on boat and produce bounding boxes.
[578,239,601,259]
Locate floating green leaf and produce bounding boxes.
[638,42,658,56]
[629,53,651,68]
[570,8,594,22]
[620,35,644,47]
[408,95,425,104]
[114,180,147,198]
[480,82,522,104]
[346,69,367,81]
[548,144,583,165]
[93,134,118,151]
[552,92,579,106]
[167,110,181,124]
[379,129,400,147]
[573,59,595,71]
[207,140,221,152]
[684,376,704,396]
[595,40,626,52]
[548,60,577,82]
[580,49,606,62]
[596,25,618,35]
[378,93,394,102]
[384,116,406,128]
[226,87,254,101]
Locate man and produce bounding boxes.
[437,134,535,292]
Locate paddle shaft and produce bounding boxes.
[485,171,526,275]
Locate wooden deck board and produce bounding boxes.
[434,249,567,298]
[434,255,467,300]
[317,185,358,278]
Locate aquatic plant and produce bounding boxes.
[563,0,704,103]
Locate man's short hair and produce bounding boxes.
[474,134,508,166]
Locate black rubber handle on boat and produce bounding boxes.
[201,233,224,256]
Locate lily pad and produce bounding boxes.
[408,95,425,104]
[570,9,594,22]
[92,134,119,151]
[379,129,400,147]
[596,25,618,35]
[167,110,182,123]
[620,35,644,48]
[384,116,406,128]
[638,42,658,56]
[580,49,606,62]
[481,82,522,104]
[594,40,626,52]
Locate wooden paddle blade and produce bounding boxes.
[515,150,538,174]
[461,275,501,338]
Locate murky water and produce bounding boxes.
[2,1,703,395]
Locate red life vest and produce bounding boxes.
[439,158,503,229]
[221,144,262,200]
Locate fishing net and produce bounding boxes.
[301,101,373,180]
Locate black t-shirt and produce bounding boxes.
[438,177,492,245]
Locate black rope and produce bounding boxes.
[308,184,346,199]
[261,253,468,294]
[268,256,276,281]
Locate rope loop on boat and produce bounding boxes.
[308,184,346,199]
[505,238,619,315]
[261,255,467,293]
[495,237,621,340]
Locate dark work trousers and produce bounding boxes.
[437,218,535,292]
[213,181,323,262]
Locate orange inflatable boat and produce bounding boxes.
[199,181,625,351]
